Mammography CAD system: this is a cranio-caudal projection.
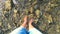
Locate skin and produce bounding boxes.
[21,16,34,29]
[21,16,27,28]
[29,19,34,30]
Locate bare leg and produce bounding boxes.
[10,16,28,34]
[29,19,42,34]
[21,16,27,28]
[29,19,34,30]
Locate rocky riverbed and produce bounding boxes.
[0,0,60,34]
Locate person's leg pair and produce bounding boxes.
[10,16,42,34]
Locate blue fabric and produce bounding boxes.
[10,26,42,34]
[18,27,29,34]
[10,26,29,34]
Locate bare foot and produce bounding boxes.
[21,16,27,28]
[29,19,34,25]
[23,16,27,23]
[29,19,34,29]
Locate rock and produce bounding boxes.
[35,9,40,18]
[4,0,11,10]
